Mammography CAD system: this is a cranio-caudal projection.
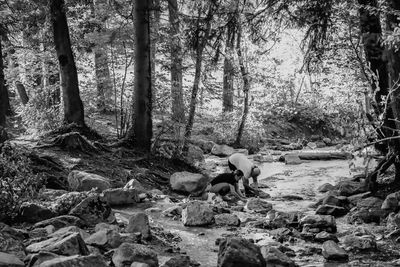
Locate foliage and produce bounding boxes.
[0,143,45,222]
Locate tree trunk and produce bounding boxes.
[15,82,29,105]
[49,0,85,126]
[130,0,152,152]
[168,0,185,123]
[183,4,214,151]
[93,0,113,113]
[235,24,250,146]
[0,35,6,126]
[151,0,160,100]
[222,20,236,113]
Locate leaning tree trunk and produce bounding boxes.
[93,0,113,113]
[128,0,153,152]
[168,0,185,123]
[235,24,250,146]
[222,18,236,113]
[183,4,214,151]
[0,35,7,127]
[49,0,85,126]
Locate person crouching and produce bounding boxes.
[205,170,246,201]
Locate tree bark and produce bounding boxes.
[49,0,85,126]
[183,4,214,151]
[0,35,6,126]
[168,0,185,123]
[93,0,113,113]
[222,18,236,113]
[235,24,250,146]
[151,0,160,100]
[130,0,153,152]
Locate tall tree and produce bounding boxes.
[0,33,7,127]
[49,0,85,126]
[168,0,185,122]
[130,0,153,152]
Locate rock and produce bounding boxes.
[214,214,240,226]
[69,196,114,226]
[357,197,383,210]
[112,243,158,267]
[19,202,56,223]
[52,192,88,215]
[314,231,339,243]
[39,189,69,202]
[0,226,26,260]
[258,191,271,199]
[299,215,336,233]
[67,170,111,192]
[162,206,182,218]
[181,201,214,226]
[38,255,108,267]
[26,251,59,267]
[347,192,371,206]
[84,229,122,249]
[322,195,349,208]
[95,223,119,232]
[317,183,335,193]
[387,212,400,229]
[218,237,266,267]
[183,144,205,165]
[342,234,376,251]
[260,246,297,267]
[253,154,274,163]
[246,198,273,214]
[131,263,151,267]
[0,252,24,267]
[347,209,383,224]
[102,188,140,206]
[161,255,191,267]
[284,154,302,165]
[170,172,208,196]
[26,232,89,256]
[336,181,366,197]
[211,144,235,157]
[269,228,292,241]
[323,138,332,145]
[316,205,348,217]
[322,240,348,262]
[191,139,215,154]
[33,215,84,230]
[382,191,400,211]
[126,212,151,240]
[124,178,147,192]
[50,226,89,240]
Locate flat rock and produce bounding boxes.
[284,154,302,165]
[260,246,297,267]
[19,202,56,223]
[317,183,335,193]
[50,226,89,240]
[218,237,266,267]
[39,254,108,267]
[85,229,122,249]
[0,252,24,267]
[69,196,114,226]
[34,215,85,230]
[214,214,240,226]
[67,170,111,192]
[246,198,273,214]
[322,240,348,262]
[343,234,376,251]
[170,171,208,196]
[182,201,214,226]
[102,188,140,206]
[126,212,151,240]
[316,205,348,217]
[112,243,158,267]
[211,144,235,157]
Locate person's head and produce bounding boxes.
[234,170,244,181]
[251,166,260,178]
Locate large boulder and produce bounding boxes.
[260,246,297,267]
[211,144,235,157]
[217,237,266,267]
[112,243,158,267]
[322,240,348,262]
[19,202,57,223]
[102,188,140,206]
[84,229,122,249]
[26,232,89,256]
[0,252,24,267]
[170,172,208,196]
[342,234,376,251]
[126,212,151,240]
[246,198,273,214]
[182,201,214,226]
[67,171,111,192]
[69,196,114,226]
[39,255,108,267]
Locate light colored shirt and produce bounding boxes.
[228,153,254,179]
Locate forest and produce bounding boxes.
[1,0,400,266]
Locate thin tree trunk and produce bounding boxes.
[130,0,152,152]
[235,24,250,146]
[222,20,236,112]
[94,0,113,113]
[183,4,214,151]
[151,0,160,100]
[49,0,85,126]
[15,82,29,105]
[168,0,185,123]
[0,35,6,126]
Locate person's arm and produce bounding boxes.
[252,176,259,191]
[234,183,246,199]
[229,184,246,200]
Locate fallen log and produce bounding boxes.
[280,151,352,161]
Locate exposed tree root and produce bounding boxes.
[37,132,100,154]
[45,123,103,141]
[366,153,396,193]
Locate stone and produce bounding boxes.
[26,232,89,256]
[214,214,240,226]
[316,205,348,217]
[218,237,266,267]
[211,144,235,157]
[170,171,208,196]
[322,240,349,262]
[67,170,111,192]
[126,212,151,240]
[284,154,302,165]
[124,178,147,192]
[69,196,114,226]
[95,222,119,232]
[49,226,89,240]
[382,191,400,211]
[336,181,366,197]
[181,201,215,226]
[51,192,88,215]
[323,138,332,145]
[253,154,274,163]
[299,215,336,233]
[314,231,339,243]
[162,206,182,218]
[317,183,335,193]
[131,263,151,267]
[19,202,56,223]
[0,229,25,260]
[102,188,140,206]
[322,195,349,208]
[26,251,59,267]
[34,215,85,230]
[191,139,215,154]
[183,144,205,165]
[347,209,383,224]
[342,234,376,251]
[84,229,122,249]
[161,255,191,267]
[39,255,108,267]
[112,243,158,267]
[260,246,297,267]
[0,252,24,267]
[246,198,273,214]
[387,212,400,229]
